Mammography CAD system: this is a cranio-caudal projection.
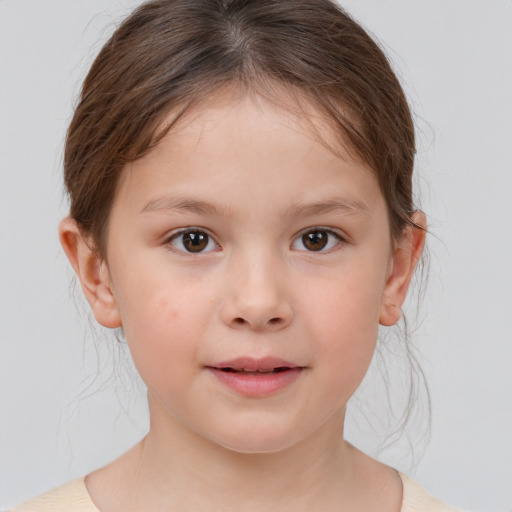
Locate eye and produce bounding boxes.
[292,228,342,252]
[168,229,218,253]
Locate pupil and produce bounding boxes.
[303,231,328,251]
[183,232,208,252]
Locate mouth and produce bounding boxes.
[206,357,305,396]
[208,356,302,374]
[216,367,292,374]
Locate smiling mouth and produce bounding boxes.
[206,357,304,396]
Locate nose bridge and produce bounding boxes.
[221,242,293,331]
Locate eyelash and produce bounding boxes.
[167,228,220,254]
[166,227,345,254]
[292,228,344,253]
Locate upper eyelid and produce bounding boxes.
[164,226,347,246]
[291,227,347,252]
[165,227,221,252]
[294,226,346,241]
[166,226,216,241]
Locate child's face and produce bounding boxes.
[91,94,412,453]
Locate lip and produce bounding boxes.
[206,357,304,397]
[212,356,300,372]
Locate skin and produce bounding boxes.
[60,92,425,512]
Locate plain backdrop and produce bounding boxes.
[1,1,511,510]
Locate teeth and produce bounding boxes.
[218,367,292,373]
[241,368,274,373]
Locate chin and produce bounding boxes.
[207,422,305,455]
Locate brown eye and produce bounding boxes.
[292,229,342,252]
[183,232,208,252]
[170,230,216,253]
[302,230,329,251]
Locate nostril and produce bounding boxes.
[230,316,289,329]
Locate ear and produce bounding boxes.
[59,217,122,328]
[379,211,426,326]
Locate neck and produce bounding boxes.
[86,396,401,512]
[132,397,354,511]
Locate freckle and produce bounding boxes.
[154,297,178,319]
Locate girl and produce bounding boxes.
[8,0,463,510]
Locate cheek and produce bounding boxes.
[112,268,213,392]
[301,266,385,387]
[306,269,383,338]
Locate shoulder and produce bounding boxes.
[8,477,99,512]
[400,473,465,512]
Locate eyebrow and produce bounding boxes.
[141,195,369,219]
[141,196,235,217]
[283,197,370,219]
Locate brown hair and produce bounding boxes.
[64,0,417,257]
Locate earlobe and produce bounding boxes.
[59,217,122,329]
[379,212,426,327]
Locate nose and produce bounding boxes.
[219,251,294,332]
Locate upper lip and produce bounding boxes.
[209,357,301,372]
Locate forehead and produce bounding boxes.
[115,91,383,220]
[149,84,365,167]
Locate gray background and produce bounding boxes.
[1,1,511,510]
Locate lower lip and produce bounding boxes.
[207,368,303,397]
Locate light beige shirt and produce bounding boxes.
[10,473,462,512]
